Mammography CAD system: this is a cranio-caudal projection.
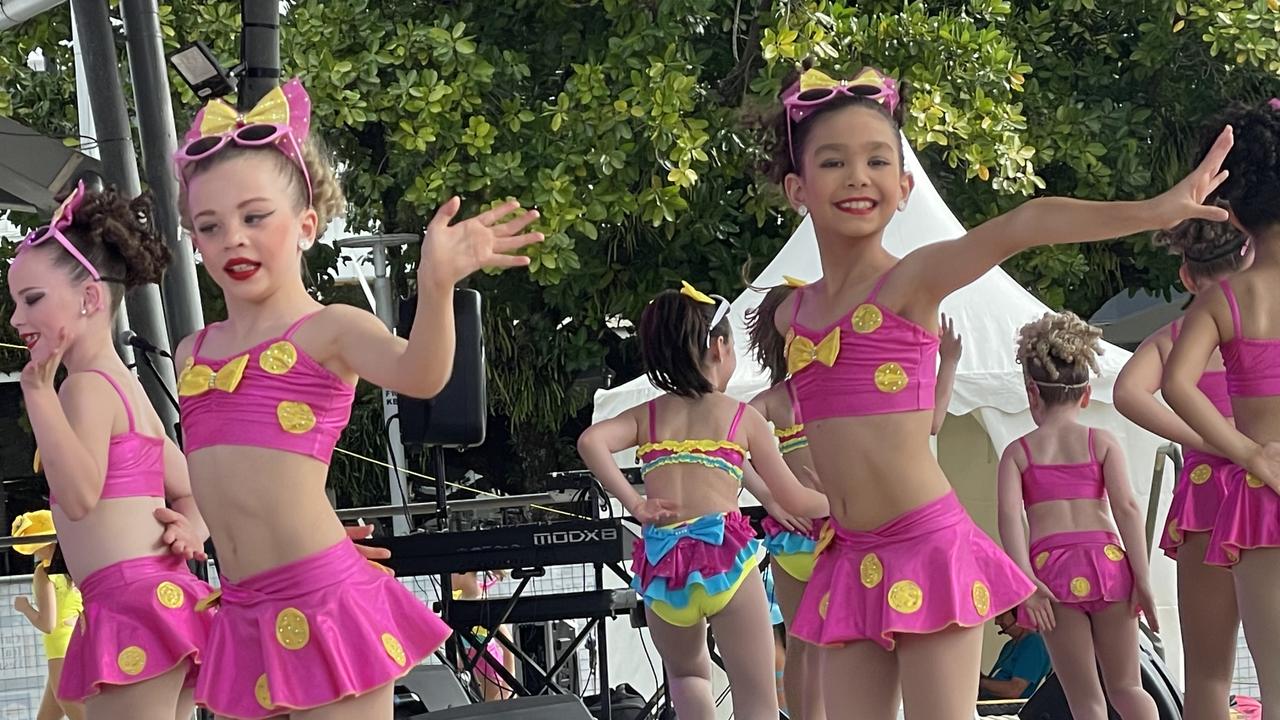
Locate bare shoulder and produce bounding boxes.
[773,290,799,336]
[1091,427,1122,457]
[173,333,199,370]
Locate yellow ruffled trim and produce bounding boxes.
[637,439,745,456]
[772,424,803,438]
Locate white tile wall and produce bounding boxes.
[0,574,55,719]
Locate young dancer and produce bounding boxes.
[8,183,213,720]
[171,77,541,718]
[763,61,1234,720]
[745,283,962,720]
[11,510,85,720]
[1162,99,1280,718]
[1114,216,1251,720]
[450,571,516,701]
[998,311,1157,720]
[578,283,828,720]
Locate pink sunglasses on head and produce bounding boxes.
[20,181,122,283]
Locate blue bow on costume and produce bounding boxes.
[643,514,726,565]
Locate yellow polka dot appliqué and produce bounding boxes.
[1167,518,1181,543]
[1034,551,1050,569]
[851,304,883,334]
[1070,577,1091,598]
[117,646,146,676]
[1104,544,1126,562]
[277,401,317,434]
[255,674,273,710]
[972,581,991,616]
[888,580,923,614]
[275,608,310,650]
[1189,464,1212,485]
[156,581,185,609]
[382,632,407,667]
[259,341,299,375]
[874,362,908,394]
[818,592,831,619]
[1246,473,1266,489]
[860,553,884,588]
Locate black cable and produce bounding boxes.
[382,411,415,531]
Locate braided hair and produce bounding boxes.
[1153,209,1250,285]
[1015,311,1104,405]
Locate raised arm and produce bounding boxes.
[903,127,1234,306]
[1097,430,1159,631]
[740,408,829,518]
[1115,327,1216,453]
[21,355,113,521]
[333,199,541,399]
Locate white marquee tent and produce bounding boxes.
[590,141,1184,714]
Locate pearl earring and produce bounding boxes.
[897,200,907,211]
[797,205,809,218]
[80,307,88,316]
[298,237,313,251]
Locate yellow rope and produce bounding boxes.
[332,446,588,520]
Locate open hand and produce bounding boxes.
[632,498,679,525]
[939,313,963,363]
[1150,126,1234,229]
[420,197,543,289]
[1243,442,1280,494]
[763,499,812,534]
[154,507,208,562]
[345,524,392,562]
[1025,583,1057,632]
[1132,583,1160,632]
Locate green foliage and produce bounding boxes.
[1,0,1277,494]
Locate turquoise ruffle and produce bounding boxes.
[763,528,818,558]
[632,539,761,610]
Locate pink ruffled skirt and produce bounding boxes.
[791,492,1033,650]
[1206,467,1280,567]
[59,554,213,702]
[1016,531,1133,629]
[1160,449,1235,560]
[194,539,451,719]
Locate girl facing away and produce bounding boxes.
[170,78,542,718]
[1162,99,1280,718]
[449,571,517,702]
[11,511,85,720]
[1114,216,1252,720]
[761,60,1234,720]
[744,282,962,720]
[998,312,1158,720]
[577,283,828,720]
[7,184,214,720]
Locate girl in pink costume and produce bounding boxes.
[763,61,1234,720]
[745,283,962,720]
[1115,217,1252,720]
[171,78,542,718]
[450,571,516,701]
[1163,99,1280,719]
[998,312,1158,720]
[8,184,214,720]
[578,283,828,720]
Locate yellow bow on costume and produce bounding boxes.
[680,281,715,305]
[786,327,840,375]
[196,84,292,138]
[798,66,891,94]
[782,275,809,288]
[178,354,250,397]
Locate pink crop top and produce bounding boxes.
[1219,281,1280,399]
[1171,320,1232,417]
[786,270,938,421]
[178,312,355,464]
[1018,429,1106,507]
[50,370,165,506]
[635,401,747,484]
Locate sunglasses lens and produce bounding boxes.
[183,136,221,158]
[849,84,881,97]
[235,124,280,143]
[795,88,836,103]
[24,226,51,245]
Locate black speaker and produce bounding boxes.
[1018,633,1182,720]
[398,289,486,448]
[398,665,471,711]
[409,694,594,720]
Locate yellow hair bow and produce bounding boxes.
[680,281,715,305]
[782,275,809,288]
[195,85,292,139]
[177,354,250,397]
[786,327,841,375]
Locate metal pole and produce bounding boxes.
[238,0,280,111]
[120,0,204,349]
[70,0,178,439]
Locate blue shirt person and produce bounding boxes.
[978,607,1052,700]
